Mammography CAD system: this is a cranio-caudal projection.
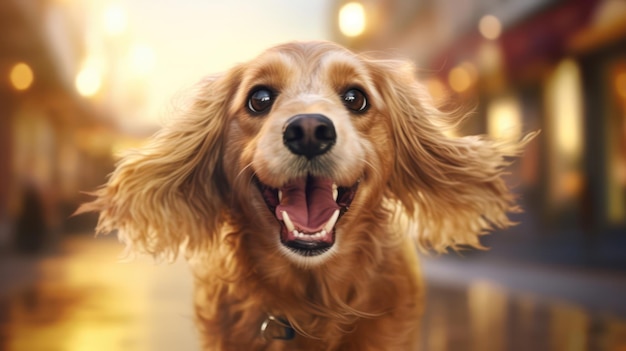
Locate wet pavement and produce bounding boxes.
[1,235,625,351]
[0,235,199,351]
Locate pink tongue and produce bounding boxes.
[275,176,339,232]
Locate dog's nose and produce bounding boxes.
[283,114,336,159]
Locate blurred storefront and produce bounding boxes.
[332,0,626,268]
[0,0,121,254]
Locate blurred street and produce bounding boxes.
[1,234,625,351]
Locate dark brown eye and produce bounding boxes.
[247,87,275,114]
[342,88,368,113]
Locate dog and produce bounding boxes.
[79,41,531,350]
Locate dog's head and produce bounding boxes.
[80,41,531,268]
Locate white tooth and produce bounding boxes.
[324,209,340,233]
[282,211,295,232]
[320,229,327,237]
[332,183,338,201]
[278,190,283,202]
[293,230,300,238]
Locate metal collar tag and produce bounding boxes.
[260,315,296,341]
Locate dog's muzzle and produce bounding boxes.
[254,113,359,257]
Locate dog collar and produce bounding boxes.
[260,314,296,341]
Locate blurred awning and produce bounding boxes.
[569,0,626,54]
[430,0,599,84]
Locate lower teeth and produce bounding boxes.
[293,230,327,240]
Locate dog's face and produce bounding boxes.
[81,41,529,270]
[223,43,394,265]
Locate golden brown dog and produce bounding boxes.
[80,41,531,350]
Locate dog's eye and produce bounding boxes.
[247,88,274,114]
[342,88,368,113]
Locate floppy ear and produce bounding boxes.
[368,59,535,252]
[77,67,242,260]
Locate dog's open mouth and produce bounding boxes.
[255,175,359,257]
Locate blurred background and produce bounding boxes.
[1,0,625,350]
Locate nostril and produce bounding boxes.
[315,124,336,141]
[283,114,336,159]
[284,125,304,143]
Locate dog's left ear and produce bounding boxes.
[367,58,535,252]
[77,67,243,260]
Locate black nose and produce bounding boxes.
[283,114,336,159]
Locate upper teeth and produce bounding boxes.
[324,209,340,233]
[282,210,295,231]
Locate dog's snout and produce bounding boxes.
[283,114,336,159]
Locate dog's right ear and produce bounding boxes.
[76,66,243,260]
[365,57,536,252]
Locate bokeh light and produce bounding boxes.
[479,14,502,40]
[448,62,478,93]
[103,4,127,36]
[75,66,102,97]
[425,77,448,105]
[9,62,34,91]
[546,59,584,161]
[487,94,523,144]
[338,2,366,37]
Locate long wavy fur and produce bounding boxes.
[79,41,533,350]
[77,67,244,260]
[366,58,537,251]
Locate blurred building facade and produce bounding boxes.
[332,0,626,269]
[0,0,118,253]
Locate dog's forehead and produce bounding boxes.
[246,44,369,90]
[228,42,379,115]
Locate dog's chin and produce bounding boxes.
[254,175,359,265]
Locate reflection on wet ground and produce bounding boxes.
[0,235,625,351]
[0,236,199,351]
[420,281,626,351]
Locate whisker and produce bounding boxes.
[359,157,382,182]
[235,162,255,185]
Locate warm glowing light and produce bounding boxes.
[129,44,156,76]
[479,15,502,40]
[103,4,127,36]
[487,95,522,145]
[547,59,584,160]
[448,62,478,93]
[426,78,448,105]
[545,59,584,203]
[339,2,366,37]
[9,62,34,91]
[76,66,102,97]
